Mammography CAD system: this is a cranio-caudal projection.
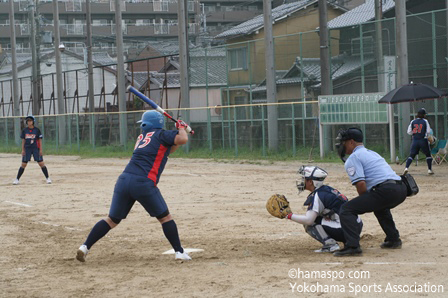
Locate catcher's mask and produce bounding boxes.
[137,110,164,132]
[335,127,363,163]
[296,165,328,194]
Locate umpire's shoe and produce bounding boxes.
[380,239,402,249]
[333,246,362,257]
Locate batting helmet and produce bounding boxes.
[296,165,328,194]
[25,115,35,124]
[137,110,164,131]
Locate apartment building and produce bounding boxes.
[0,0,265,54]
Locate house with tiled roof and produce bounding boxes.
[325,0,446,95]
[126,47,227,121]
[213,0,347,108]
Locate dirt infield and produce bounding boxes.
[1,153,447,297]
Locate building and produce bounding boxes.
[0,0,268,54]
[0,49,117,116]
[215,0,347,107]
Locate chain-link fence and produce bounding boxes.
[1,8,447,159]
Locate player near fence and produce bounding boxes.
[404,108,434,175]
[13,115,51,185]
[76,110,192,262]
[334,128,408,256]
[266,166,362,253]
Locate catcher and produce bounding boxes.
[266,165,363,253]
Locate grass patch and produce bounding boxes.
[0,141,395,164]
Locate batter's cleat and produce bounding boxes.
[333,246,362,257]
[76,245,89,262]
[13,179,19,185]
[46,177,52,184]
[380,239,402,249]
[428,169,434,175]
[175,251,192,261]
[314,243,340,253]
[403,168,409,175]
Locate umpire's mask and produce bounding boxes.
[335,128,363,163]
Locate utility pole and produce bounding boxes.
[263,0,278,151]
[30,0,39,116]
[395,0,410,157]
[178,0,190,151]
[10,0,21,145]
[53,0,66,145]
[115,0,127,146]
[375,0,384,92]
[318,0,331,158]
[375,0,393,162]
[86,0,95,146]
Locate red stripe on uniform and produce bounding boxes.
[148,144,168,184]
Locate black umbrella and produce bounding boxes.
[378,83,446,104]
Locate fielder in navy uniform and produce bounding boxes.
[285,165,362,253]
[334,128,407,256]
[13,115,51,185]
[404,108,434,175]
[76,111,192,262]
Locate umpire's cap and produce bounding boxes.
[337,127,363,143]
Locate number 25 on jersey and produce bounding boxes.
[134,132,154,149]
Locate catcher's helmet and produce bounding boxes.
[25,115,35,124]
[296,165,328,194]
[137,110,164,131]
[335,127,363,163]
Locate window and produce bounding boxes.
[204,5,215,12]
[187,1,195,12]
[93,19,108,26]
[229,47,247,70]
[351,36,374,56]
[65,0,82,12]
[153,0,169,12]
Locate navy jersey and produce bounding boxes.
[304,185,348,216]
[407,118,430,140]
[20,127,42,148]
[123,129,178,185]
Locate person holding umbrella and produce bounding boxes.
[403,108,434,175]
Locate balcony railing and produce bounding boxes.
[61,24,84,35]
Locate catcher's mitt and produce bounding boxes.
[266,194,292,219]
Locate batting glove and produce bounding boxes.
[176,120,188,130]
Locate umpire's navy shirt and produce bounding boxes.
[344,145,401,192]
[407,118,430,140]
[20,127,42,148]
[123,129,178,185]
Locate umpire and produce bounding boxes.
[334,128,408,257]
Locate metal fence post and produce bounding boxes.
[291,103,296,156]
[234,106,238,157]
[5,118,8,147]
[91,113,95,150]
[261,105,266,157]
[76,114,80,152]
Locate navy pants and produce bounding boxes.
[109,173,168,219]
